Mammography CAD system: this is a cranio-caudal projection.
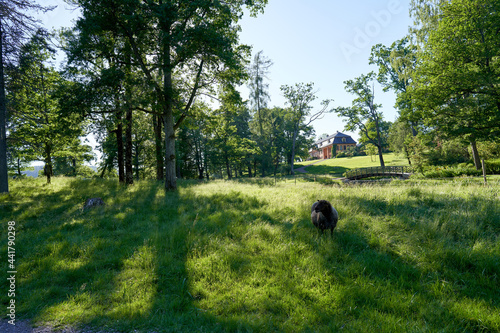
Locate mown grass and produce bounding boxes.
[296,153,410,176]
[1,176,499,332]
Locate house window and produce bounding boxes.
[342,138,346,143]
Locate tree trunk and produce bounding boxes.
[44,144,53,184]
[404,145,412,165]
[290,128,298,175]
[134,140,140,180]
[375,118,385,167]
[163,106,176,190]
[225,153,231,180]
[0,20,9,193]
[162,21,177,191]
[125,107,133,185]
[377,145,385,167]
[17,158,21,176]
[115,111,125,183]
[153,113,164,180]
[470,140,481,170]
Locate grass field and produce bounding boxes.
[1,176,499,332]
[295,153,410,176]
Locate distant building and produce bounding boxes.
[309,131,357,159]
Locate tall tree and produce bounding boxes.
[409,0,447,45]
[7,30,85,184]
[369,38,419,136]
[335,72,386,167]
[67,0,267,190]
[280,82,331,174]
[411,0,500,168]
[247,50,272,176]
[0,0,54,192]
[248,50,272,135]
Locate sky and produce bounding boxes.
[237,0,412,141]
[35,0,413,148]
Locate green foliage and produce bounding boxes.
[358,120,391,150]
[1,177,499,332]
[281,82,332,174]
[335,72,387,167]
[484,159,500,174]
[411,0,500,142]
[65,0,268,190]
[421,164,482,178]
[6,30,87,184]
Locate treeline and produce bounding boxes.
[2,0,500,193]
[3,0,334,188]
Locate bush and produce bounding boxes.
[484,159,500,174]
[423,164,481,178]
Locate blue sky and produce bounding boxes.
[238,0,412,141]
[38,0,412,144]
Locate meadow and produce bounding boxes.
[1,175,499,332]
[295,153,410,176]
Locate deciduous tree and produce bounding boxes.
[335,72,386,167]
[66,0,267,190]
[0,0,54,192]
[411,0,500,167]
[280,82,332,174]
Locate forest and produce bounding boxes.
[1,0,500,192]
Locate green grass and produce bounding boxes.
[296,153,410,176]
[1,176,500,332]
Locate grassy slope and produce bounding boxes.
[1,177,499,332]
[295,153,410,176]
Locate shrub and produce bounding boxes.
[484,159,500,174]
[423,164,481,178]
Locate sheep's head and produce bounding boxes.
[314,200,331,213]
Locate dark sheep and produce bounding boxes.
[311,200,338,236]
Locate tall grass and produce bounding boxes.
[1,177,499,332]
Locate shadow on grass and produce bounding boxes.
[1,178,498,332]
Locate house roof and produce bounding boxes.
[313,131,357,146]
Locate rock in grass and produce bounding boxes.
[83,197,105,210]
[311,200,338,236]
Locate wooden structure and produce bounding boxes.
[344,166,413,180]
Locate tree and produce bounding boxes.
[6,30,86,184]
[247,50,273,176]
[0,0,54,192]
[67,0,267,190]
[369,38,419,136]
[364,143,378,162]
[358,120,391,151]
[388,118,413,165]
[248,50,272,135]
[280,82,332,174]
[335,72,386,167]
[411,0,500,168]
[409,0,447,45]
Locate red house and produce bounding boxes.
[309,131,357,160]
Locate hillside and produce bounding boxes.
[295,153,410,176]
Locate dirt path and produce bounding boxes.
[0,320,108,333]
[293,160,324,174]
